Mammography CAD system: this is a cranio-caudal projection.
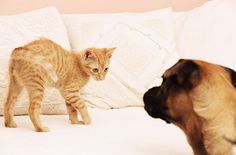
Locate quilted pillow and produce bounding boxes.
[0,7,70,115]
[62,8,179,108]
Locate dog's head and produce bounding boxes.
[143,59,201,125]
[143,59,236,155]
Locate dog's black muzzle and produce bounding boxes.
[143,87,171,123]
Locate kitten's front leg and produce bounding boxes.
[71,100,91,125]
[65,103,80,124]
[61,89,91,125]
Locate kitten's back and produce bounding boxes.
[10,38,73,82]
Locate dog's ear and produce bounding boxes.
[231,71,236,88]
[174,60,201,90]
[224,67,236,89]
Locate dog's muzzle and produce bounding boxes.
[143,87,171,123]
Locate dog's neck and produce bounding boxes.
[182,114,208,155]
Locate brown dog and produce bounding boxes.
[143,59,236,155]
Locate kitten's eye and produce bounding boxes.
[92,68,99,73]
[104,67,109,72]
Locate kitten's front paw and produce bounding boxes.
[77,121,88,125]
[70,119,80,124]
[5,121,17,128]
[70,120,90,125]
[70,117,80,124]
[82,117,91,125]
[35,126,50,132]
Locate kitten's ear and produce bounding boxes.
[84,48,96,61]
[106,47,116,58]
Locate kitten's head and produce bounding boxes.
[80,47,116,81]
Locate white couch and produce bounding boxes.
[0,0,235,154]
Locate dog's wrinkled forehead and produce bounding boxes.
[162,59,202,90]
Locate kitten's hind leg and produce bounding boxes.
[4,74,23,128]
[26,77,49,132]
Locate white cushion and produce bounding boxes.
[62,8,179,108]
[0,7,70,115]
[175,0,236,70]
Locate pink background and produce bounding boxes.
[1,0,207,14]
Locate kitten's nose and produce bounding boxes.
[99,76,105,81]
[95,76,104,81]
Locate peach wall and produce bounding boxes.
[0,0,207,15]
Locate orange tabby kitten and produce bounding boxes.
[4,38,116,132]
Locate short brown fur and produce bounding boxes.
[144,59,236,155]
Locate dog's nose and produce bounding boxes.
[143,91,149,105]
[143,87,160,103]
[143,91,154,113]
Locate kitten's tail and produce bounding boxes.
[11,47,58,82]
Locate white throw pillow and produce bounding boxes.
[62,8,179,108]
[175,0,236,70]
[0,7,70,115]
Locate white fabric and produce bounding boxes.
[0,107,195,155]
[174,0,236,70]
[0,7,70,115]
[62,8,179,108]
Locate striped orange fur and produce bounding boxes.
[4,38,116,132]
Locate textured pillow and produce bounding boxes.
[175,0,236,70]
[0,7,70,115]
[62,8,179,108]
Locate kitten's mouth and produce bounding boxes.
[94,77,104,81]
